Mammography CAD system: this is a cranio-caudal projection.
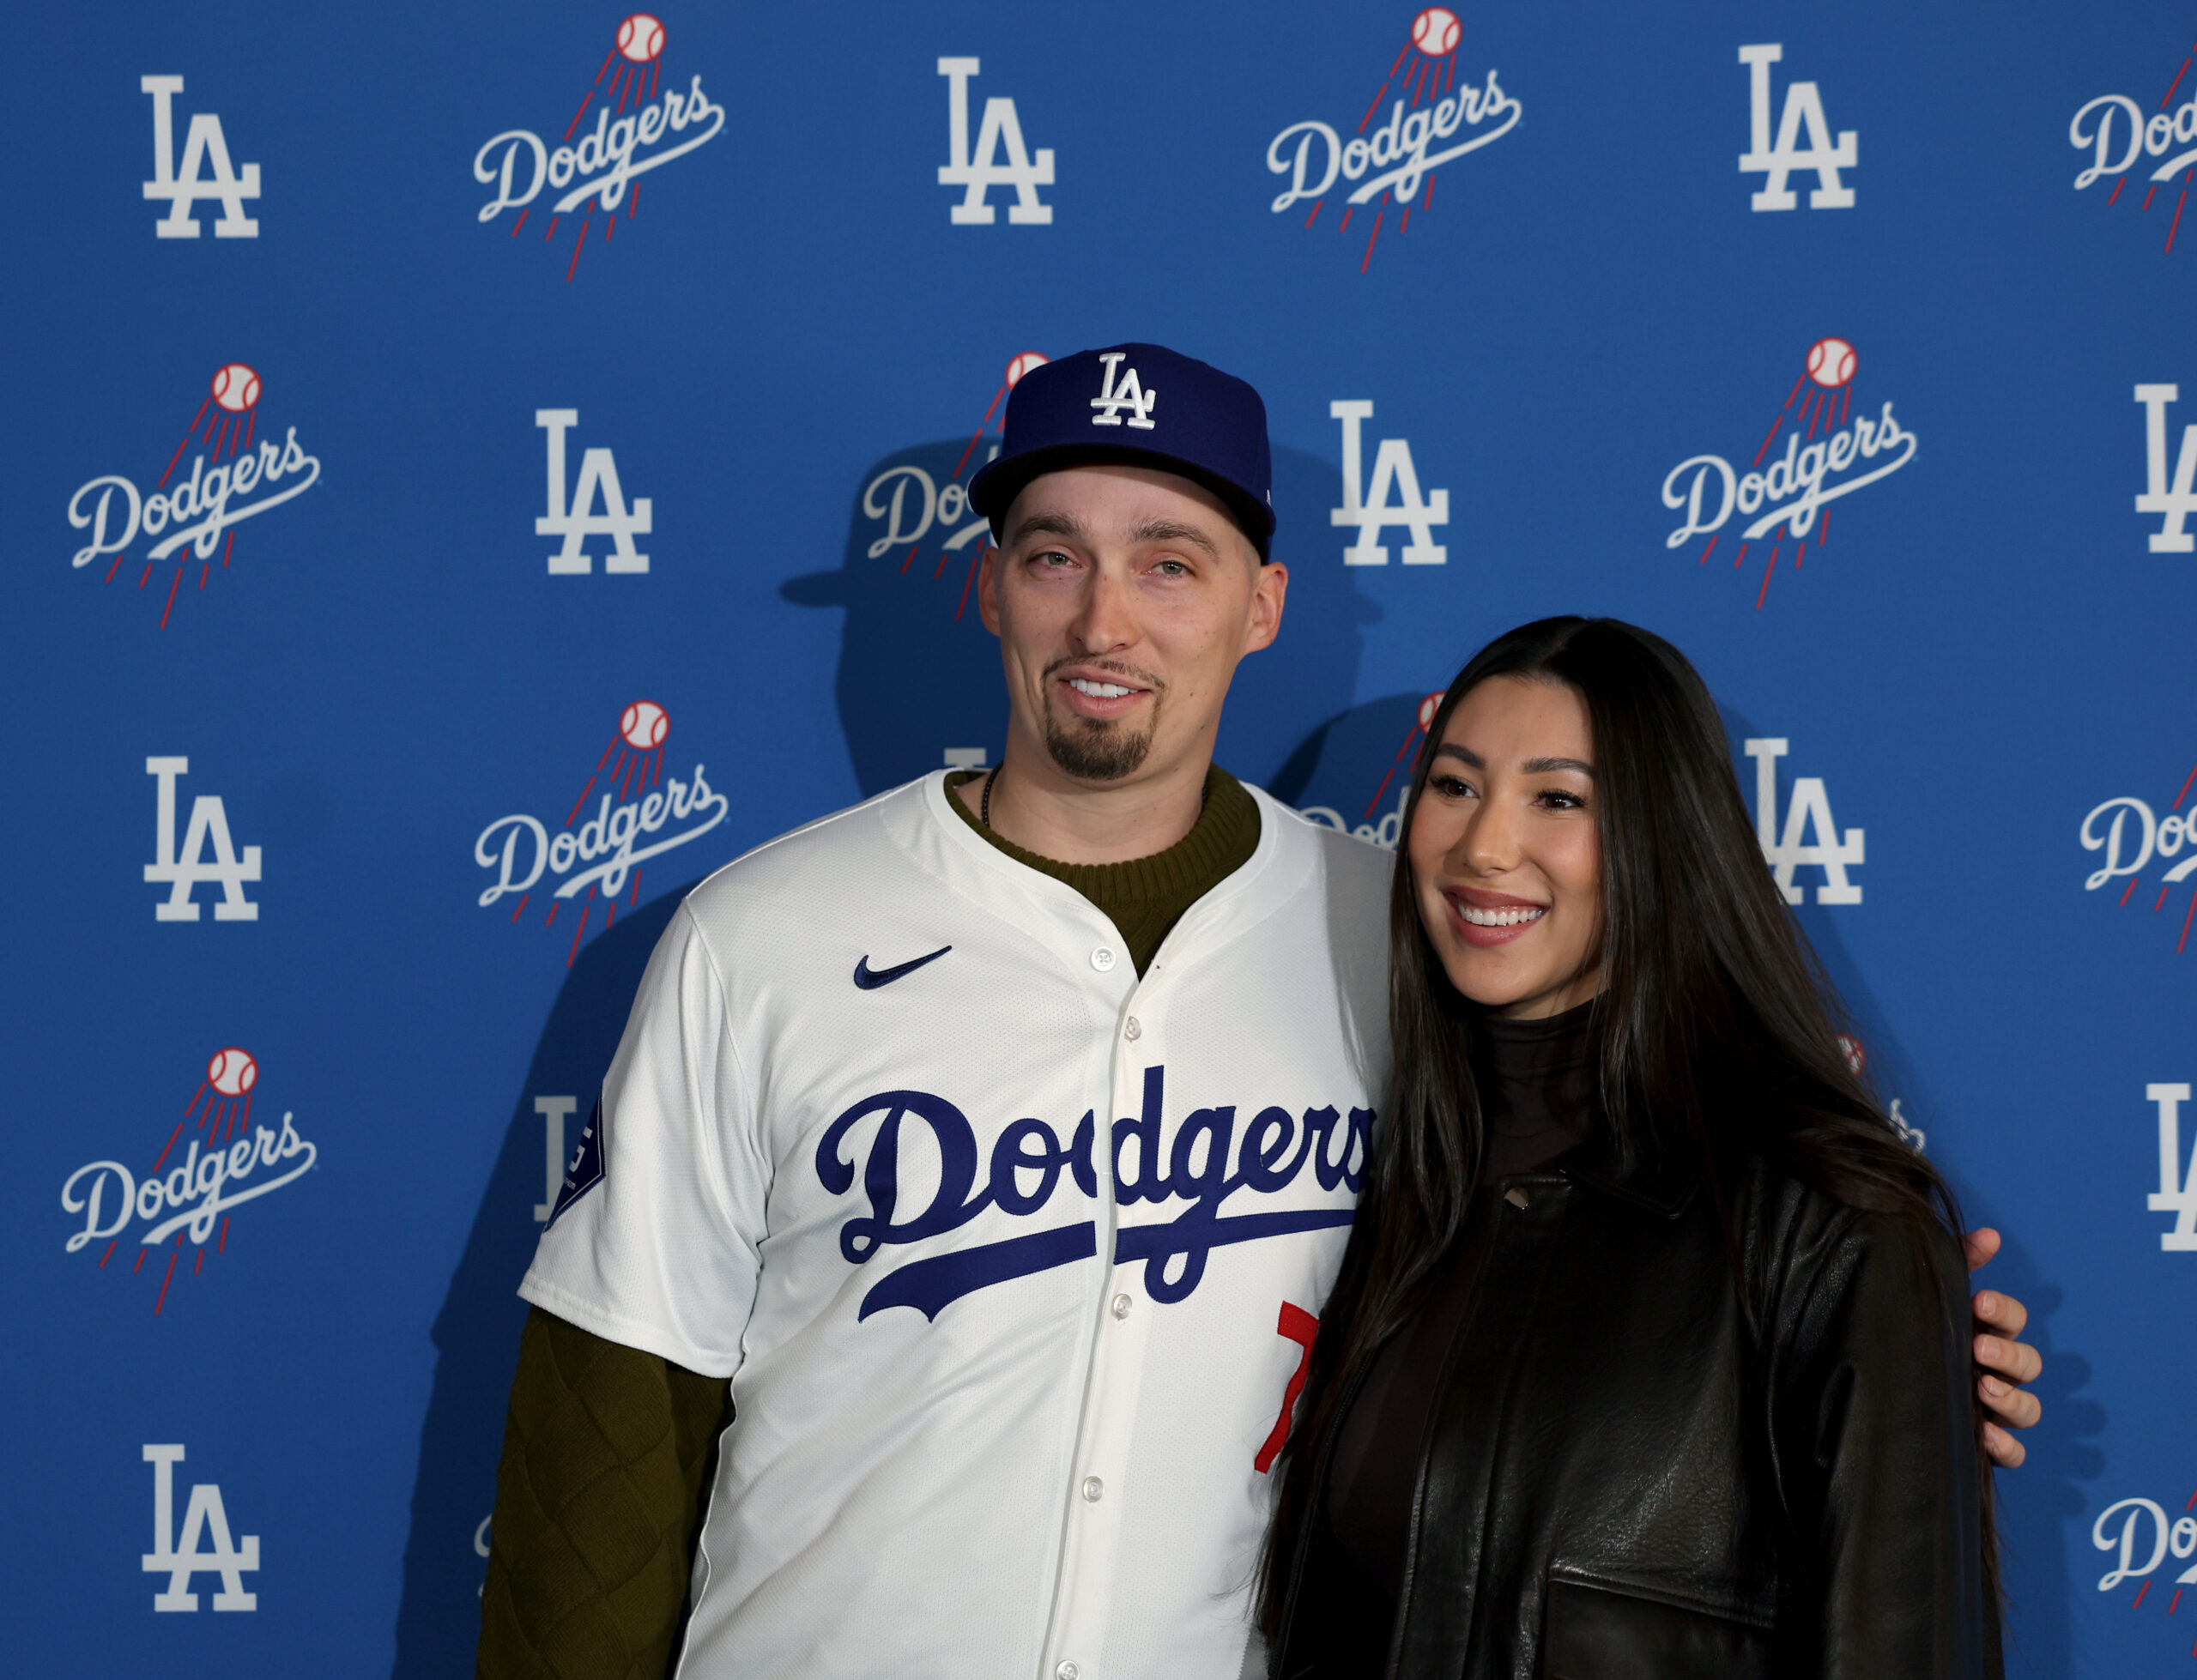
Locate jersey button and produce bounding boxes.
[1123,1016,1141,1040]
[1090,946,1117,972]
[1082,1476,1105,1502]
[1056,1664,1080,1680]
[1111,1293,1133,1319]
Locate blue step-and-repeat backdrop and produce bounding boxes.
[4,2,2192,1673]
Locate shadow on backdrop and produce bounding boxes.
[390,883,699,1678]
[781,441,1379,796]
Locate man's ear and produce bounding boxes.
[1243,559,1287,656]
[977,545,1003,637]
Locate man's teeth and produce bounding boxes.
[1459,903,1544,928]
[1069,679,1135,699]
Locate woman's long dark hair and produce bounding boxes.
[1256,615,1998,1636]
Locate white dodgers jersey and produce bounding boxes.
[521,771,1393,1679]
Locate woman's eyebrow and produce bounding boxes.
[1431,743,1594,778]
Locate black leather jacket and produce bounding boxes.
[1270,1135,2001,1680]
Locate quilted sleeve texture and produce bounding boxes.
[477,1307,734,1680]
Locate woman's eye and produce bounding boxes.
[1431,775,1476,799]
[1540,789,1585,811]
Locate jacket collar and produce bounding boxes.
[1555,1127,1699,1218]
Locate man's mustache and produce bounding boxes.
[1041,656,1168,697]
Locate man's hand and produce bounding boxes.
[1964,1227,2043,1468]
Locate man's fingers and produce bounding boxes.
[1972,1289,2030,1339]
[1981,1375,2043,1431]
[1963,1226,2002,1272]
[1976,1333,2043,1387]
[1982,1421,2027,1470]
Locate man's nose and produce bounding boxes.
[1068,565,1136,654]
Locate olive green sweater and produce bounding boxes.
[476,770,1262,1678]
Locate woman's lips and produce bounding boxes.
[1444,889,1546,949]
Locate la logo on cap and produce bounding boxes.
[1089,353,1159,430]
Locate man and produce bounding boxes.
[478,345,2041,1679]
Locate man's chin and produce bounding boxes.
[1043,716,1156,784]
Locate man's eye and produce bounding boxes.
[1152,559,1189,577]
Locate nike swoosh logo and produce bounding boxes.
[853,946,953,990]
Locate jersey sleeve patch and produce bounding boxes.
[546,1096,606,1226]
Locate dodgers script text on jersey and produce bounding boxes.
[521,773,1392,1679]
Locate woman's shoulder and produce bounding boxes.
[1727,1146,1966,1315]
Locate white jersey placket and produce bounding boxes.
[1041,899,1217,1680]
[1038,912,1147,1680]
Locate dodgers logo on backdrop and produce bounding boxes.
[475,700,729,965]
[1661,337,1916,608]
[816,1067,1369,1320]
[2068,36,2197,254]
[142,1445,260,1611]
[1265,9,1521,272]
[1737,45,1856,211]
[144,757,262,922]
[66,364,322,629]
[2091,1483,2197,1657]
[936,58,1053,225]
[1298,691,1445,847]
[1834,1036,1925,1151]
[140,76,259,239]
[1746,737,1864,904]
[60,1048,318,1315]
[1330,400,1450,565]
[2078,755,2197,953]
[861,350,1048,624]
[2142,1084,2197,1251]
[536,410,651,574]
[472,14,723,279]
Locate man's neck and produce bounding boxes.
[953,740,1215,866]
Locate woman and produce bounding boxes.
[1261,618,2002,1678]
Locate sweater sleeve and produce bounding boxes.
[477,1307,734,1680]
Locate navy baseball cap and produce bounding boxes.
[967,343,1276,561]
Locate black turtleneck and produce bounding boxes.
[1476,999,1601,1180]
[1301,1000,1600,1675]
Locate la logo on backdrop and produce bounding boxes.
[140,76,259,239]
[1660,337,1916,608]
[65,364,323,628]
[472,13,723,280]
[2078,753,2197,953]
[2068,32,2197,253]
[474,701,729,965]
[1265,8,1521,273]
[935,59,1054,225]
[58,1048,318,1315]
[2133,382,2197,553]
